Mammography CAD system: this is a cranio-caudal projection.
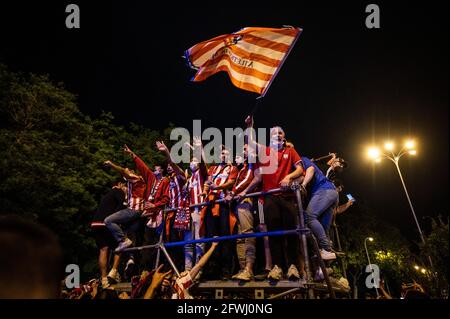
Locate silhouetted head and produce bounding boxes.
[0,215,63,298]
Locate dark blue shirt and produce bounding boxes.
[301,157,336,195]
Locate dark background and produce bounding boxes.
[0,1,448,244]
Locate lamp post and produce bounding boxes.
[364,237,379,297]
[367,140,433,269]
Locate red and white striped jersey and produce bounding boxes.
[188,165,207,205]
[172,271,194,299]
[126,176,145,211]
[208,164,238,195]
[168,173,186,209]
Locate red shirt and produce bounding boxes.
[259,145,302,193]
[188,164,207,205]
[168,173,186,208]
[126,176,146,211]
[208,164,238,195]
[133,155,170,211]
[232,162,255,194]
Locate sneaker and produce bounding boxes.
[267,265,283,281]
[115,238,133,252]
[231,270,242,280]
[337,277,350,290]
[254,269,271,281]
[233,269,254,281]
[320,249,336,260]
[107,269,121,284]
[124,258,136,280]
[287,264,300,280]
[101,277,110,288]
[315,267,334,281]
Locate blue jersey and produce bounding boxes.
[301,157,336,195]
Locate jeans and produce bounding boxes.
[184,208,205,271]
[104,208,141,243]
[305,189,338,251]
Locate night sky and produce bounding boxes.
[1,1,448,244]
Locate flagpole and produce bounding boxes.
[258,27,303,99]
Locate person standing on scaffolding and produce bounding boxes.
[123,145,170,272]
[201,145,238,280]
[225,144,257,281]
[299,156,339,261]
[182,137,209,275]
[239,116,304,281]
[155,140,192,273]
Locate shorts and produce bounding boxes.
[92,226,117,250]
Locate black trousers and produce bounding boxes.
[205,203,234,276]
[263,195,301,271]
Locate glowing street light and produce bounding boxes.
[368,147,381,160]
[405,140,415,150]
[365,138,433,269]
[384,142,394,151]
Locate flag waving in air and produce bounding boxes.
[184,26,302,96]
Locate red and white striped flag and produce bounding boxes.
[184,26,302,96]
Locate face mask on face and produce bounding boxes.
[190,163,198,172]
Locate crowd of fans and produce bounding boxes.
[0,115,433,299]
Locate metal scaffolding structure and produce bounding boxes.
[121,182,343,299]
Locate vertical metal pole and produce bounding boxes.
[394,160,426,245]
[293,187,312,282]
[294,184,335,299]
[160,243,181,277]
[154,229,164,270]
[333,224,347,278]
[394,160,435,270]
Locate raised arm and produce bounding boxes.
[104,160,135,180]
[156,141,186,181]
[189,242,218,280]
[123,144,154,182]
[143,264,173,299]
[336,200,354,214]
[193,136,209,171]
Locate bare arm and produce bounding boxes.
[301,166,315,188]
[143,264,172,299]
[280,163,304,187]
[156,141,186,181]
[244,115,265,153]
[237,168,262,195]
[212,178,236,191]
[189,242,218,280]
[104,160,135,180]
[336,200,354,214]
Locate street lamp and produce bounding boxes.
[366,139,432,268]
[364,237,379,297]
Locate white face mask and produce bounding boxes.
[271,139,285,150]
[190,163,199,172]
[235,155,244,165]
